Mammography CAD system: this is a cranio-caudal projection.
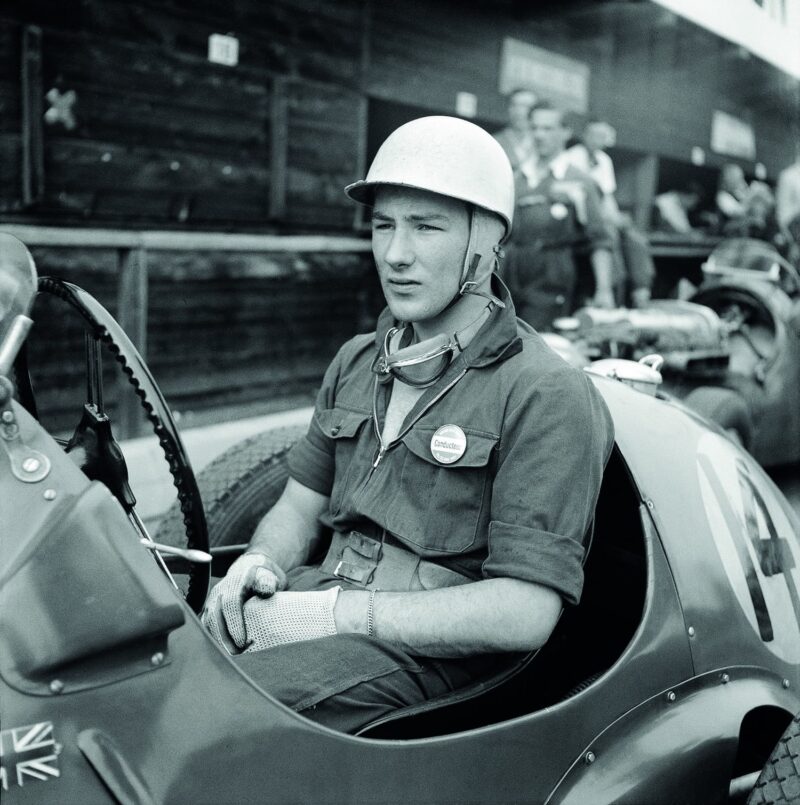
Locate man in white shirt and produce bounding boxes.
[564,118,654,308]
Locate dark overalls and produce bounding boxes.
[237,280,614,733]
[503,164,611,330]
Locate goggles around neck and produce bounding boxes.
[371,303,493,389]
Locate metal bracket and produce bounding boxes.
[0,387,51,483]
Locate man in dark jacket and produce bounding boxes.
[202,116,615,734]
[503,102,615,330]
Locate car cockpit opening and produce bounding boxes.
[358,445,648,739]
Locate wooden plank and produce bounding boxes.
[0,224,371,252]
[63,88,270,153]
[21,25,44,207]
[44,140,271,193]
[0,79,22,131]
[270,76,288,220]
[0,136,23,210]
[115,247,148,437]
[42,3,361,91]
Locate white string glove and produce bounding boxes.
[240,587,341,653]
[202,552,287,652]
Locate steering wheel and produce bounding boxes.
[14,277,210,613]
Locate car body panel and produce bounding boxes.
[3,276,800,802]
[594,376,800,683]
[548,668,800,805]
[0,412,692,802]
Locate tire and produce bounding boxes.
[682,386,755,450]
[156,424,306,548]
[747,712,800,804]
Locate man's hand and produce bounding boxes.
[201,552,287,651]
[236,588,341,653]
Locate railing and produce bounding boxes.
[0,224,371,436]
[1,223,719,436]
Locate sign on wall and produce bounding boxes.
[208,33,239,67]
[498,38,590,113]
[710,110,756,160]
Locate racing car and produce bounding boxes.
[2,232,800,804]
[550,239,800,468]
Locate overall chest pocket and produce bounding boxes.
[384,427,498,554]
[316,407,371,514]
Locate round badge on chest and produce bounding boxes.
[430,425,467,464]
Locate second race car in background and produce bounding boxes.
[550,238,800,468]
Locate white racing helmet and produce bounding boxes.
[349,117,516,389]
[345,115,515,239]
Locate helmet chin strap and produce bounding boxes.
[373,206,506,389]
[443,207,505,312]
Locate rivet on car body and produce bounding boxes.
[646,499,654,509]
[1,410,13,423]
[2,422,18,438]
[687,626,696,637]
[49,679,64,694]
[151,652,165,666]
[43,488,57,501]
[666,691,676,702]
[783,679,791,689]
[22,457,41,473]
[584,751,596,765]
[720,673,730,684]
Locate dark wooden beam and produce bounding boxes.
[269,76,288,220]
[115,246,148,438]
[21,25,44,207]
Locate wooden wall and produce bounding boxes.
[1,0,797,434]
[2,0,797,230]
[0,0,365,229]
[22,245,375,433]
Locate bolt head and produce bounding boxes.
[2,423,18,438]
[22,457,41,473]
[687,626,696,637]
[44,488,57,501]
[1,410,14,423]
[151,652,165,666]
[584,751,596,765]
[666,690,676,702]
[721,673,730,684]
[49,679,64,694]
[783,679,791,689]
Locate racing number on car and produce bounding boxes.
[697,435,800,664]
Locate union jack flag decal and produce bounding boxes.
[0,721,61,791]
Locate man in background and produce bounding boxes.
[564,118,654,308]
[777,153,800,260]
[493,88,539,187]
[503,101,615,330]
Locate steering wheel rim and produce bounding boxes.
[19,277,210,613]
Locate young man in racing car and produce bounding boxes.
[202,116,615,734]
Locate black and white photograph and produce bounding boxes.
[1,1,800,802]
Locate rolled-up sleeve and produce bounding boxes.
[482,367,614,605]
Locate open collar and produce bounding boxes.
[373,276,522,372]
